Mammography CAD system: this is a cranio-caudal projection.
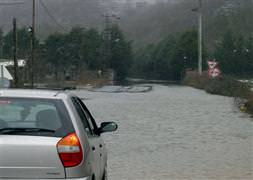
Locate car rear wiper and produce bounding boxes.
[0,128,55,135]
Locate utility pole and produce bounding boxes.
[13,18,18,87]
[198,0,203,75]
[31,0,36,88]
[0,1,24,88]
[102,12,121,85]
[102,12,120,66]
[102,13,112,69]
[0,29,3,88]
[0,30,3,59]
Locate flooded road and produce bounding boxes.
[75,85,253,180]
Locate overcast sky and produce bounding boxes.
[114,0,178,3]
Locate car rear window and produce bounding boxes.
[0,97,74,137]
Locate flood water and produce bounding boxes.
[75,85,253,180]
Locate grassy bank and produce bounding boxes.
[182,73,253,116]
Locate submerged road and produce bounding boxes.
[75,85,253,180]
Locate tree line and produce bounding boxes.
[0,26,252,83]
[131,29,253,80]
[214,30,253,76]
[131,30,199,81]
[0,25,132,82]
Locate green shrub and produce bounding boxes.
[183,72,253,115]
[245,99,253,115]
[204,77,252,98]
[182,72,209,89]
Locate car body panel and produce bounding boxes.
[0,135,65,179]
[0,89,111,180]
[64,95,103,179]
[0,177,91,180]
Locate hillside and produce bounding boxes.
[0,0,104,38]
[0,0,252,48]
[120,0,253,48]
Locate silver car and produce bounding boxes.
[0,89,118,180]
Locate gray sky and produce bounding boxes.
[115,0,177,3]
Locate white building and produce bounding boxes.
[0,59,26,67]
[0,59,26,88]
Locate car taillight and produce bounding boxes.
[57,133,83,168]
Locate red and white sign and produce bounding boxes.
[207,61,218,69]
[207,60,221,78]
[208,68,221,78]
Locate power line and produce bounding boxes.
[39,0,68,32]
[0,1,24,6]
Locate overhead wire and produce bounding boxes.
[0,1,24,6]
[38,0,68,33]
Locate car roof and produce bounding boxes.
[0,89,73,99]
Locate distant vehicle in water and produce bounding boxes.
[0,89,118,180]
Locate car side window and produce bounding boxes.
[83,110,94,132]
[76,98,98,132]
[71,97,92,136]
